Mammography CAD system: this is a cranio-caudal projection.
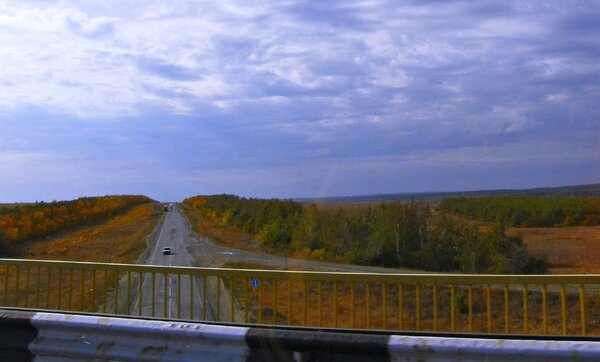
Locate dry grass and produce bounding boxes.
[1,203,162,313]
[20,203,161,263]
[509,225,600,274]
[223,261,600,335]
[181,204,263,251]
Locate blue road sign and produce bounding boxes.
[251,279,260,288]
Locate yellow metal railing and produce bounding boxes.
[1,258,599,335]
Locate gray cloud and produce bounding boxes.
[0,0,599,200]
[135,57,202,81]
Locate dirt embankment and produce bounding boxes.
[180,203,263,252]
[20,203,163,263]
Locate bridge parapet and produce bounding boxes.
[2,309,600,361]
[0,258,598,336]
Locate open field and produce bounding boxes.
[296,182,600,205]
[509,225,600,274]
[0,203,34,209]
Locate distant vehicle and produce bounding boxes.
[169,203,173,210]
[162,247,172,255]
[164,205,169,212]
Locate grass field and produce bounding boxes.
[508,225,600,274]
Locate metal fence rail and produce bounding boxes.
[1,258,599,336]
[6,310,600,361]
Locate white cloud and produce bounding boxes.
[0,1,599,200]
[0,151,50,163]
[546,93,569,103]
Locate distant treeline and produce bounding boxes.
[0,195,152,253]
[439,196,600,227]
[183,195,547,274]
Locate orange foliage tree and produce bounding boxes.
[0,195,153,253]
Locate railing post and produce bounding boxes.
[216,277,221,321]
[80,269,85,311]
[432,284,437,332]
[177,273,181,319]
[580,284,586,336]
[244,277,248,323]
[523,284,528,334]
[57,269,62,311]
[257,278,262,324]
[202,275,207,320]
[102,269,107,313]
[230,276,235,323]
[351,281,355,329]
[127,271,131,315]
[25,266,30,308]
[90,270,95,312]
[382,282,387,330]
[318,281,323,327]
[416,284,421,332]
[303,280,308,326]
[366,282,371,329]
[542,284,548,334]
[273,279,277,325]
[287,279,292,326]
[450,285,455,332]
[163,272,167,318]
[561,284,567,335]
[467,285,472,333]
[3,265,9,306]
[504,284,510,334]
[190,274,194,320]
[1,258,600,338]
[68,269,73,311]
[113,271,119,315]
[15,266,20,308]
[151,272,156,317]
[36,266,41,309]
[138,272,142,316]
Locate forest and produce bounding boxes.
[183,195,547,274]
[0,195,152,254]
[439,196,600,227]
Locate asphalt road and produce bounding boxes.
[124,203,423,323]
[129,205,225,321]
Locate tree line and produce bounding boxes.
[0,195,152,253]
[183,195,547,274]
[439,196,600,227]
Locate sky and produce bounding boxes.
[1,1,599,202]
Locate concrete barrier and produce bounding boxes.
[2,309,600,361]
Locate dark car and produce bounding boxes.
[162,247,172,255]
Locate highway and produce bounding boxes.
[127,205,240,322]
[122,202,421,323]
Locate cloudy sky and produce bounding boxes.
[0,1,599,202]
